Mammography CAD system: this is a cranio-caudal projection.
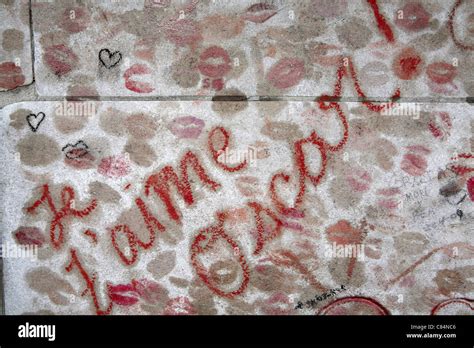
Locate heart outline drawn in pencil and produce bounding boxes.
[99,48,122,69]
[26,112,45,132]
[62,140,89,160]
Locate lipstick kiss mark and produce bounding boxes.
[266,58,305,89]
[62,140,89,160]
[107,283,140,306]
[401,146,431,176]
[198,46,231,79]
[13,226,46,247]
[168,116,205,139]
[467,177,474,201]
[0,62,25,90]
[428,111,452,140]
[427,62,456,84]
[44,44,78,76]
[124,64,154,93]
[243,3,278,23]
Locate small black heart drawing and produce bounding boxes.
[99,48,122,69]
[26,112,45,132]
[62,140,89,160]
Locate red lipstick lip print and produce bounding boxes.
[376,187,402,211]
[400,145,430,177]
[64,146,95,169]
[428,111,452,140]
[401,154,427,176]
[198,46,232,79]
[124,64,154,93]
[346,167,372,192]
[394,2,430,32]
[311,43,343,67]
[44,44,78,76]
[168,116,205,139]
[165,19,202,47]
[326,220,363,246]
[426,62,456,84]
[266,58,305,89]
[467,177,474,202]
[360,61,390,86]
[13,226,46,246]
[64,152,95,169]
[242,3,278,23]
[392,47,423,80]
[0,62,26,90]
[107,283,140,306]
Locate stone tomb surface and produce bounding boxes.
[31,0,474,98]
[1,101,473,315]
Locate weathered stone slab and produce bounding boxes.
[0,0,33,91]
[1,100,472,315]
[31,0,474,98]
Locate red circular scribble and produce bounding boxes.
[318,296,390,315]
[190,212,250,298]
[448,0,474,51]
[431,298,474,315]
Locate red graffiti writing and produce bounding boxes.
[145,150,221,223]
[190,211,250,298]
[26,184,97,249]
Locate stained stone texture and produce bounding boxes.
[30,0,474,98]
[1,101,473,315]
[0,0,33,91]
